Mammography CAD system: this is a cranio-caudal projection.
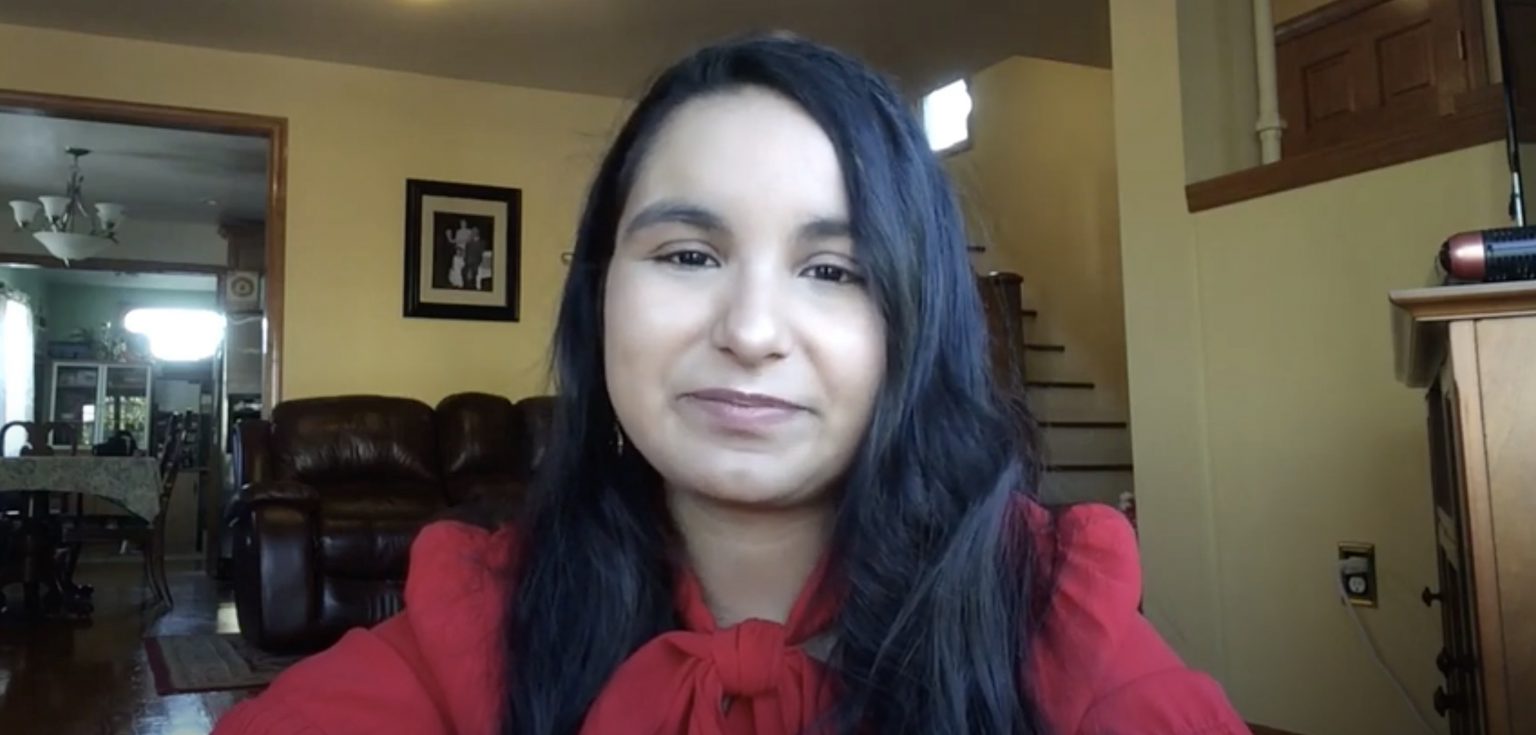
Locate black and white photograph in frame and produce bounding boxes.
[403,178,521,321]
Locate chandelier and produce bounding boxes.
[9,147,126,265]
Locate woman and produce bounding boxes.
[216,35,1245,735]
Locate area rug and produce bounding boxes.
[144,633,307,695]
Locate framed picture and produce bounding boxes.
[403,178,522,321]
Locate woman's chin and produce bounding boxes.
[668,468,826,510]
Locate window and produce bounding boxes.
[923,79,973,154]
[0,295,35,456]
[123,308,226,362]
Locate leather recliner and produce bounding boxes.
[230,392,552,653]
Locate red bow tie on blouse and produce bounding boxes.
[578,559,840,735]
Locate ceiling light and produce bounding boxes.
[8,147,126,266]
[124,308,226,362]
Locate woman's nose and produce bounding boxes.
[710,264,791,365]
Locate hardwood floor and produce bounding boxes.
[0,556,251,734]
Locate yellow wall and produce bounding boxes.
[0,23,627,404]
[1177,0,1260,183]
[948,57,1127,414]
[1112,2,1511,733]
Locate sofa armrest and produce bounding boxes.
[239,480,320,506]
[225,480,319,531]
[232,487,323,653]
[234,418,273,489]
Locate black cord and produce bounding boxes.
[1494,0,1527,225]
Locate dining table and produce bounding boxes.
[0,455,161,619]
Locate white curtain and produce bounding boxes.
[0,293,36,457]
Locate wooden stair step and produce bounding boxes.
[1045,463,1134,472]
[1024,343,1065,353]
[1038,469,1134,507]
[1039,420,1129,429]
[1026,380,1094,390]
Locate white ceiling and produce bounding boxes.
[0,0,1110,98]
[0,264,216,292]
[0,113,268,224]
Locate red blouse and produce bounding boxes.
[214,503,1247,734]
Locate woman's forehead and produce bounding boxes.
[622,88,850,227]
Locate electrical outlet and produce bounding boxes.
[1338,542,1377,607]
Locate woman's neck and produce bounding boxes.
[666,489,835,629]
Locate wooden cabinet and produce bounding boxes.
[1277,0,1487,155]
[47,361,153,452]
[1391,281,1536,735]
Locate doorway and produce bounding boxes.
[0,90,287,571]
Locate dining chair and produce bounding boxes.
[0,423,80,525]
[0,422,82,616]
[1,421,79,511]
[1,421,81,457]
[58,413,190,609]
[144,415,191,607]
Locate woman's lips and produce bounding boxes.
[679,389,806,433]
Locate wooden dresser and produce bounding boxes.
[1390,281,1536,735]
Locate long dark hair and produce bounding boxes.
[504,34,1047,735]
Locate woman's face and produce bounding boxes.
[604,87,886,509]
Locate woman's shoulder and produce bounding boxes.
[1025,500,1141,603]
[214,521,520,735]
[1022,501,1247,734]
[404,520,520,603]
[1022,501,1145,682]
[400,518,519,644]
[395,519,519,684]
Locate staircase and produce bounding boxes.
[980,277,1134,509]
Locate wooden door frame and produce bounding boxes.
[0,89,288,410]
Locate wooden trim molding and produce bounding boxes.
[0,253,226,275]
[1390,280,1536,387]
[1247,724,1308,735]
[1275,0,1390,43]
[0,90,286,138]
[0,89,289,410]
[1186,88,1506,213]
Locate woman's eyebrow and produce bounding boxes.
[798,216,851,243]
[622,200,727,238]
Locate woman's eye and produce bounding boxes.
[657,249,717,268]
[804,263,863,284]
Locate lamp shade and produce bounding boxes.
[34,231,113,265]
[94,202,125,230]
[38,196,71,221]
[8,200,41,228]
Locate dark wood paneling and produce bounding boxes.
[1186,86,1506,211]
[1302,52,1359,124]
[1506,1,1536,142]
[1277,0,1480,156]
[1277,0,1392,42]
[1377,21,1436,98]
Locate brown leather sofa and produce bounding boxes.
[230,392,552,652]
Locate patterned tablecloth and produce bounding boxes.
[0,456,161,521]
